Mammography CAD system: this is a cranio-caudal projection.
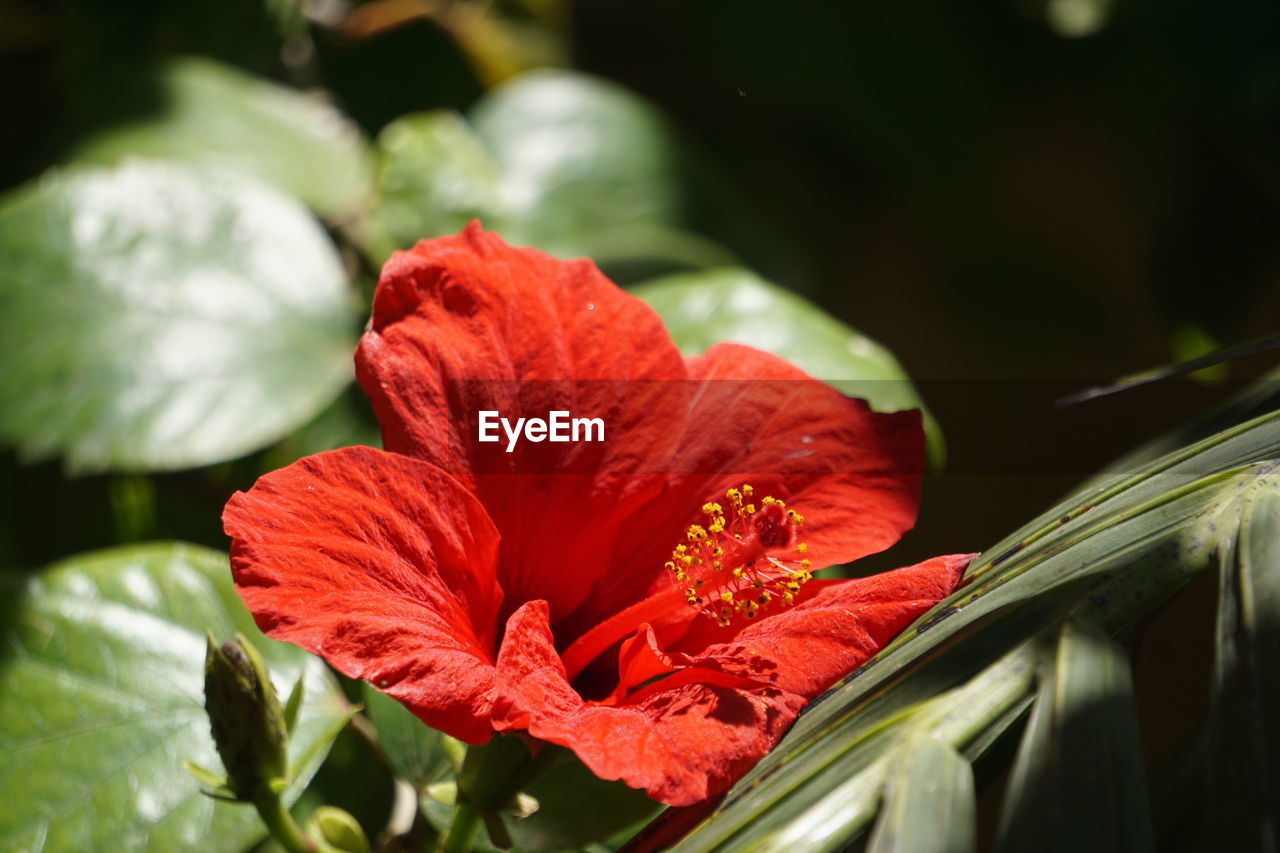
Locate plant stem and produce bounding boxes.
[253,788,315,853]
[441,802,482,853]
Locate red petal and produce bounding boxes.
[357,223,686,467]
[223,446,503,743]
[571,342,926,632]
[674,553,975,697]
[355,223,690,624]
[492,601,804,806]
[494,556,967,805]
[677,343,925,565]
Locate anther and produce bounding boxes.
[663,483,814,626]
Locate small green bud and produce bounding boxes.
[306,806,370,853]
[204,632,289,798]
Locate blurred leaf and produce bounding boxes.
[418,746,660,852]
[866,736,975,853]
[1170,325,1229,383]
[358,110,504,262]
[261,388,382,474]
[514,756,663,851]
[468,69,681,258]
[996,621,1151,853]
[0,160,357,474]
[0,543,350,852]
[633,267,944,466]
[72,57,374,220]
[361,70,734,276]
[1205,468,1280,850]
[1046,0,1114,38]
[360,683,449,790]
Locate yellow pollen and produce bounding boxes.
[663,483,815,627]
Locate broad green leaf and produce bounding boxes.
[866,737,975,853]
[361,684,449,790]
[632,267,944,465]
[358,111,504,263]
[469,70,683,261]
[361,70,734,274]
[72,57,374,220]
[0,543,351,853]
[1205,469,1280,850]
[0,160,357,473]
[996,622,1151,853]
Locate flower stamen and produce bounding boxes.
[667,484,812,626]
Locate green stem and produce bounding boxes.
[441,803,482,853]
[253,788,315,853]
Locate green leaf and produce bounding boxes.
[362,70,734,275]
[867,736,975,853]
[996,622,1151,853]
[1205,468,1280,850]
[632,267,943,466]
[468,70,684,261]
[513,756,663,851]
[418,747,660,853]
[360,683,450,790]
[71,57,374,220]
[360,111,504,263]
[0,160,357,473]
[0,543,351,852]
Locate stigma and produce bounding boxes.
[665,484,812,627]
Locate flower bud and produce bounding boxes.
[306,806,370,853]
[204,632,289,798]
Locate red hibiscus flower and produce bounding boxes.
[224,223,972,806]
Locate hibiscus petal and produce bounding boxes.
[355,223,691,625]
[223,446,503,743]
[574,342,926,631]
[357,222,687,469]
[495,556,967,805]
[676,342,925,564]
[674,553,976,697]
[493,600,804,806]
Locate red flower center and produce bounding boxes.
[668,484,812,626]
